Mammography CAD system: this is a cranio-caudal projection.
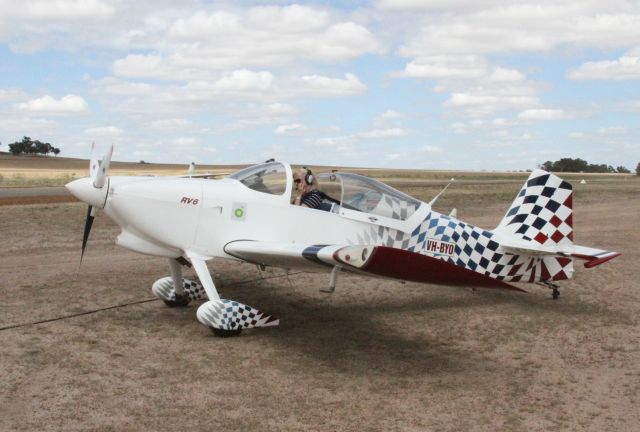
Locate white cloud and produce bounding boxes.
[391,2,640,123]
[377,110,404,120]
[567,47,640,80]
[275,123,310,136]
[359,128,409,138]
[266,103,296,117]
[397,4,640,57]
[568,132,586,139]
[445,85,539,117]
[373,109,405,127]
[144,118,190,131]
[0,115,56,132]
[315,127,409,148]
[107,5,381,80]
[451,122,467,134]
[84,126,123,137]
[421,144,443,153]
[0,88,26,102]
[517,108,570,120]
[297,73,366,97]
[15,94,88,114]
[597,126,628,135]
[0,0,114,22]
[173,137,197,147]
[113,54,164,78]
[395,55,489,79]
[395,53,537,118]
[376,0,503,11]
[213,70,274,92]
[226,103,297,130]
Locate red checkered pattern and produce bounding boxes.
[496,169,573,246]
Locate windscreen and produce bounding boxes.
[229,162,287,195]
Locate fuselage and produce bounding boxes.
[66,163,569,285]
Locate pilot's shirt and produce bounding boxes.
[300,190,323,209]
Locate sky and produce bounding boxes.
[0,0,639,170]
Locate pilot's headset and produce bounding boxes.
[302,166,314,186]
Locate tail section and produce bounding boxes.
[493,169,619,282]
[496,169,573,246]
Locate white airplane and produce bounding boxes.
[66,145,620,337]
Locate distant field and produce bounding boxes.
[0,152,239,186]
[0,152,634,187]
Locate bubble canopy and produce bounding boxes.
[317,172,422,221]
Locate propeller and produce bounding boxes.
[76,143,113,273]
[78,205,96,270]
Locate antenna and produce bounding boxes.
[428,180,454,207]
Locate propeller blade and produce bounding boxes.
[89,141,99,179]
[93,144,113,189]
[78,205,96,272]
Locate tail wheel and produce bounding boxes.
[211,328,242,337]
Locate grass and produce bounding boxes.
[2,152,636,187]
[0,172,79,187]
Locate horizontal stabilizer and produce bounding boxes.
[496,235,620,268]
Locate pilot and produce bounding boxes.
[292,167,323,209]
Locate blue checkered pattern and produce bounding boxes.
[350,170,575,282]
[196,299,279,330]
[151,277,208,301]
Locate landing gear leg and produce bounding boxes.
[538,281,561,300]
[164,258,189,307]
[189,254,278,337]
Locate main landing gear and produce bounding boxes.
[151,257,279,337]
[538,281,561,300]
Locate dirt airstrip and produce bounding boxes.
[0,173,639,432]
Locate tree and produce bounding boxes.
[616,166,630,174]
[8,136,60,156]
[540,161,554,171]
[539,158,630,173]
[636,162,640,176]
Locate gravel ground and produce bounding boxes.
[0,178,638,432]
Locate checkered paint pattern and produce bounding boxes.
[197,300,279,330]
[496,169,573,246]
[372,194,417,221]
[151,277,208,301]
[350,170,575,282]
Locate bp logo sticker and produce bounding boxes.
[232,202,247,221]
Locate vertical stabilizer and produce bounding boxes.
[496,169,573,246]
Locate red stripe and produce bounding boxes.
[352,246,526,292]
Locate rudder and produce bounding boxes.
[496,169,573,246]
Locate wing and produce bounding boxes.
[224,241,525,292]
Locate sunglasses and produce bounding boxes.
[294,179,302,184]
